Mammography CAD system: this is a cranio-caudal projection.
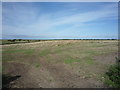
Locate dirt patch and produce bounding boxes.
[24,57,106,88]
[3,58,106,88]
[3,62,29,75]
[93,52,118,65]
[3,62,39,88]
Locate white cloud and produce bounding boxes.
[2,3,117,39]
[29,3,117,32]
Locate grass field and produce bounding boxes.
[2,40,118,88]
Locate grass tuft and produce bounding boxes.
[34,63,41,68]
[64,58,80,64]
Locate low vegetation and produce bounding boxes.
[1,39,48,45]
[105,58,120,88]
[1,39,117,45]
[2,40,118,88]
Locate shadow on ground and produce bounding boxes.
[2,74,21,88]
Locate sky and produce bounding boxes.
[2,2,118,39]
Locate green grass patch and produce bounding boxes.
[82,57,95,65]
[3,49,35,55]
[64,58,81,64]
[86,50,97,55]
[3,49,23,53]
[23,49,35,55]
[39,49,50,56]
[34,63,41,68]
[54,49,63,53]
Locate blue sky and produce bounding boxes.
[2,2,118,39]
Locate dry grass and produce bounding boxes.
[2,40,118,88]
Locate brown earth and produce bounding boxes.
[2,40,118,88]
[3,52,117,88]
[94,52,118,65]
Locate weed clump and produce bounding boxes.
[105,58,120,88]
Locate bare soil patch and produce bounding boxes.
[94,52,118,65]
[3,57,107,88]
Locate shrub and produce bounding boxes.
[105,58,120,88]
[12,39,16,42]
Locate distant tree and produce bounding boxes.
[18,39,22,41]
[27,40,30,43]
[8,40,12,42]
[12,39,16,42]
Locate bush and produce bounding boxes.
[105,58,120,88]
